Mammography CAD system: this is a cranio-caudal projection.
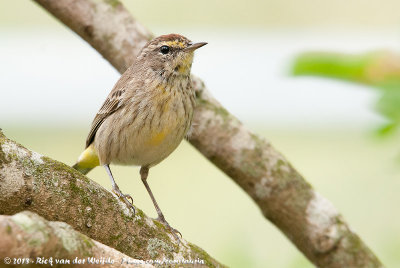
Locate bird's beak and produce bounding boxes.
[184,42,207,52]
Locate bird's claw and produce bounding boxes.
[124,194,134,205]
[112,188,136,216]
[156,217,182,243]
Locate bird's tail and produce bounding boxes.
[72,162,94,175]
[72,144,100,175]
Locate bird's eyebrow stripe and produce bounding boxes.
[163,40,186,48]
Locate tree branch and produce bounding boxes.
[0,211,154,268]
[31,0,383,266]
[0,131,223,267]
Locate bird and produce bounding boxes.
[72,34,207,239]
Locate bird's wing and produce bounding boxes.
[85,85,126,148]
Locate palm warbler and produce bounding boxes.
[73,34,206,237]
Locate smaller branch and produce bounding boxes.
[0,131,223,267]
[35,0,153,73]
[0,211,153,268]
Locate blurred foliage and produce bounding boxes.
[292,50,400,136]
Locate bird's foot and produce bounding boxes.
[112,188,136,216]
[156,216,182,243]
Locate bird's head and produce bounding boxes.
[138,34,207,77]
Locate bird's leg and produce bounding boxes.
[104,164,135,216]
[140,166,182,241]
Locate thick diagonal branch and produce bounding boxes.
[0,132,223,267]
[32,0,383,267]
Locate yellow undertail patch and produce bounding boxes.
[73,144,100,174]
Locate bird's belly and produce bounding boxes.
[112,119,188,167]
[94,81,195,167]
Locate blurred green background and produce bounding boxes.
[1,1,400,267]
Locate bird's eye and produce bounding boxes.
[160,45,170,54]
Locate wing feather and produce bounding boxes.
[85,90,125,148]
[84,66,138,148]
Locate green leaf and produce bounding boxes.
[376,88,400,125]
[376,122,397,137]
